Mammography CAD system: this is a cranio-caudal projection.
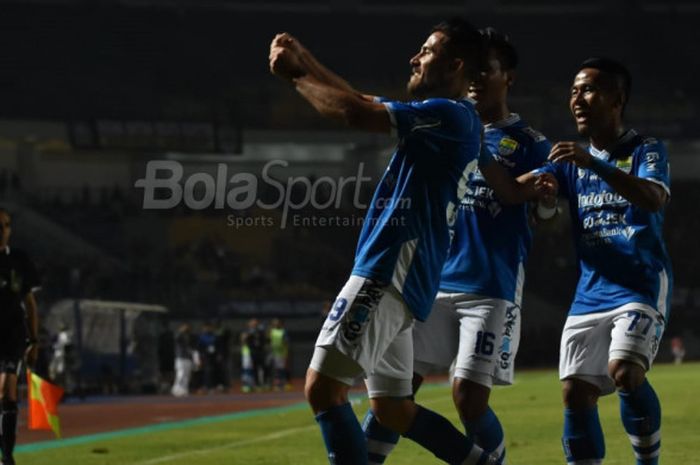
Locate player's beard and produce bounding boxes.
[407,74,428,99]
[407,73,446,100]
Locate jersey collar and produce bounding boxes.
[484,113,520,130]
[589,129,639,160]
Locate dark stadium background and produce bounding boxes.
[0,0,698,392]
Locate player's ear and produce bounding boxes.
[613,90,625,112]
[506,69,517,88]
[450,57,464,75]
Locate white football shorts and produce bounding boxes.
[413,292,521,388]
[559,302,665,395]
[309,275,415,398]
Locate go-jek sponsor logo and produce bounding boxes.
[134,160,373,228]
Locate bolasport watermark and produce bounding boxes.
[133,160,410,229]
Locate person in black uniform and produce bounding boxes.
[0,208,40,465]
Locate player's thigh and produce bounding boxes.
[453,296,513,384]
[559,311,614,395]
[310,276,412,386]
[365,314,414,399]
[413,292,460,377]
[609,304,665,372]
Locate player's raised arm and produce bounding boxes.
[270,33,359,95]
[293,76,391,133]
[269,37,390,133]
[548,141,668,211]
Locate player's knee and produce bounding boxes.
[369,397,415,434]
[562,379,600,409]
[452,378,490,422]
[304,369,347,413]
[609,360,645,391]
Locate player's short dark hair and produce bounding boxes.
[480,27,518,70]
[579,57,632,114]
[432,17,486,80]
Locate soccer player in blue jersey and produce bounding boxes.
[361,28,553,465]
[537,58,671,465]
[270,19,552,465]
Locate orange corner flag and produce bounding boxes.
[26,370,64,438]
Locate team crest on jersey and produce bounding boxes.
[616,156,633,174]
[498,137,519,156]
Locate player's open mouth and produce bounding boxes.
[573,110,589,122]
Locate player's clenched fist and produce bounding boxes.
[269,33,306,80]
[533,172,559,199]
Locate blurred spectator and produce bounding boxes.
[671,336,686,365]
[49,324,72,386]
[171,323,196,397]
[269,318,291,391]
[240,318,268,391]
[198,322,217,393]
[157,322,175,394]
[214,321,232,391]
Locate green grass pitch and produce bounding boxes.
[18,363,699,464]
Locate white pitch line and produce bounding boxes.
[134,392,453,465]
[133,424,317,465]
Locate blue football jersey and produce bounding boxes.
[440,114,551,303]
[352,97,482,321]
[538,130,673,317]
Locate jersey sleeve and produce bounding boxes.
[636,138,671,196]
[528,137,552,171]
[382,98,477,145]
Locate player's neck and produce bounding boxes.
[480,102,510,125]
[589,125,625,152]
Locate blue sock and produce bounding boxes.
[562,406,605,464]
[362,409,400,465]
[315,403,368,465]
[463,407,506,464]
[403,405,492,465]
[619,380,661,465]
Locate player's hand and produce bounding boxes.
[25,342,39,368]
[548,141,592,168]
[270,32,306,57]
[269,33,306,81]
[533,172,558,200]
